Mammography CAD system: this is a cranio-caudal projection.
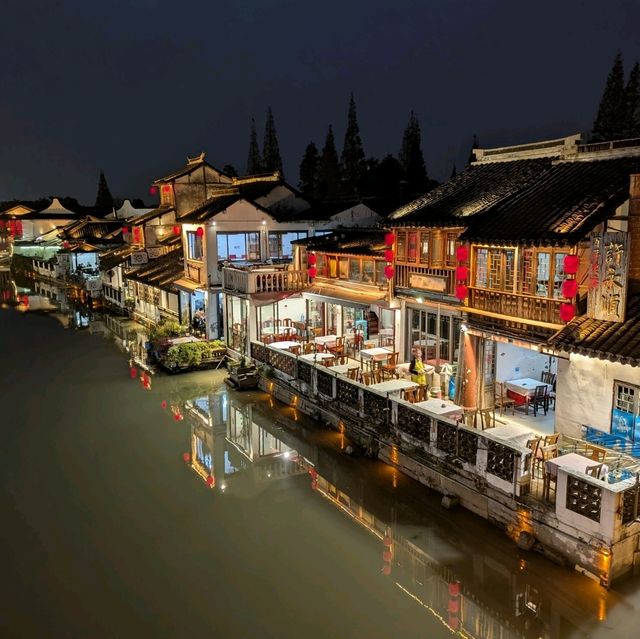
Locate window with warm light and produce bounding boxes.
[187,231,203,261]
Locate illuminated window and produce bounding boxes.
[611,381,640,441]
[419,232,430,264]
[187,231,203,261]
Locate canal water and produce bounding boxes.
[1,300,639,637]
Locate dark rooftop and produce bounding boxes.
[292,229,387,256]
[548,294,640,367]
[125,248,184,293]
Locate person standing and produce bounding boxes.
[409,349,427,386]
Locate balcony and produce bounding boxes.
[222,266,308,295]
[468,287,563,328]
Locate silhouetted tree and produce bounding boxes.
[223,164,238,177]
[399,111,428,193]
[450,164,457,179]
[357,157,380,197]
[262,107,283,175]
[376,155,403,198]
[318,126,341,199]
[625,61,640,138]
[467,134,479,166]
[591,53,627,142]
[298,141,320,198]
[95,171,114,211]
[246,118,262,174]
[340,93,366,195]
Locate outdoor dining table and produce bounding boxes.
[261,326,291,335]
[269,341,299,350]
[487,423,534,447]
[414,398,463,417]
[327,363,359,375]
[360,347,392,369]
[368,378,418,396]
[298,352,335,363]
[545,452,609,480]
[314,334,337,347]
[504,378,553,398]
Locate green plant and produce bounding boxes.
[164,340,227,369]
[149,320,187,346]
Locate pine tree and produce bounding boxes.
[223,164,238,177]
[95,171,114,211]
[298,141,320,198]
[246,118,262,174]
[262,107,283,175]
[591,53,627,142]
[450,164,458,179]
[340,93,366,195]
[318,126,341,199]
[399,111,428,193]
[376,155,403,198]
[625,61,640,138]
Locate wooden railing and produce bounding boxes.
[223,267,308,294]
[186,261,202,284]
[468,287,563,326]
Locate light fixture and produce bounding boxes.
[460,323,468,332]
[416,297,424,303]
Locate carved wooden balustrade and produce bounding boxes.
[223,267,308,294]
[468,287,563,326]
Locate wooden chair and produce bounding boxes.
[262,334,275,345]
[289,345,301,355]
[416,385,429,402]
[530,385,549,416]
[478,407,496,430]
[302,342,314,354]
[322,357,336,367]
[347,367,360,381]
[315,343,325,353]
[381,352,399,379]
[328,336,345,356]
[541,371,556,386]
[494,381,515,416]
[362,371,374,386]
[586,463,604,479]
[403,387,418,403]
[282,318,292,327]
[543,433,560,446]
[526,437,542,477]
[586,444,606,463]
[336,354,347,365]
[460,408,478,428]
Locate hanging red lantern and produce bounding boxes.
[448,617,460,630]
[382,550,392,562]
[382,535,392,547]
[564,254,579,275]
[384,249,394,262]
[311,479,318,491]
[172,225,180,235]
[133,227,142,240]
[309,467,318,480]
[448,582,460,597]
[161,400,167,409]
[206,475,214,487]
[173,412,183,421]
[129,367,138,379]
[196,226,204,238]
[559,303,576,322]
[122,226,130,234]
[456,245,468,262]
[162,185,172,193]
[384,232,395,247]
[448,599,459,613]
[561,279,578,298]
[183,452,190,463]
[62,241,71,249]
[15,220,22,237]
[308,253,317,265]
[382,564,391,576]
[149,185,158,195]
[455,284,468,300]
[455,265,469,281]
[384,265,394,279]
[308,266,317,279]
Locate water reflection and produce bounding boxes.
[168,383,609,639]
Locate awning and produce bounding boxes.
[251,291,301,307]
[303,283,387,309]
[173,277,202,293]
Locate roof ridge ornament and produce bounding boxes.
[187,152,206,165]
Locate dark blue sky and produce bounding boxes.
[1,0,639,203]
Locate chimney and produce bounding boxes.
[628,174,640,291]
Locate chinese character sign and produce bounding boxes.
[587,231,628,322]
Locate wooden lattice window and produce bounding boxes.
[566,475,602,522]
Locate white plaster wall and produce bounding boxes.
[556,353,640,438]
[495,342,555,382]
[321,203,382,229]
[256,184,310,214]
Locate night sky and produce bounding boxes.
[1,0,639,203]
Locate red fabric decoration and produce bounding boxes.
[161,400,167,409]
[129,367,138,379]
[447,599,460,613]
[15,220,22,237]
[382,550,392,562]
[455,266,469,281]
[456,245,468,262]
[559,303,576,322]
[307,253,317,265]
[455,284,468,300]
[383,535,392,547]
[172,225,180,235]
[384,232,395,247]
[384,265,394,279]
[382,564,391,576]
[196,226,204,237]
[384,249,394,262]
[122,226,130,234]
[206,475,214,486]
[162,185,172,193]
[448,582,460,597]
[183,452,190,462]
[564,254,579,274]
[308,267,317,279]
[561,279,578,298]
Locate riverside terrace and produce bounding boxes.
[250,340,640,587]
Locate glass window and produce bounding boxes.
[268,231,307,259]
[419,232,430,264]
[504,250,515,291]
[612,381,640,441]
[536,252,550,297]
[362,260,374,283]
[349,258,361,281]
[187,231,203,261]
[329,256,338,278]
[396,232,406,260]
[407,232,418,263]
[375,260,386,284]
[431,232,443,265]
[520,249,534,294]
[475,248,488,287]
[488,250,502,290]
[446,233,457,266]
[317,253,328,277]
[553,252,567,299]
[339,257,349,279]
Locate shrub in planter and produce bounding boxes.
[164,340,227,369]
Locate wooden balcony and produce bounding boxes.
[468,287,563,327]
[222,266,308,295]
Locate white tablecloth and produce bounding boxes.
[314,335,337,346]
[298,352,335,362]
[415,399,463,416]
[168,336,200,345]
[327,364,359,375]
[504,378,552,397]
[261,326,291,335]
[270,341,299,350]
[369,379,418,394]
[545,453,609,480]
[488,424,534,447]
[360,347,392,362]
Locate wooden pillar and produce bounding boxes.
[460,332,480,409]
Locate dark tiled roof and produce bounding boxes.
[548,294,640,366]
[460,157,640,246]
[387,159,551,228]
[154,158,230,183]
[130,207,174,226]
[60,218,124,240]
[292,229,387,256]
[125,249,183,292]
[99,245,137,271]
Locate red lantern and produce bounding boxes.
[129,367,137,379]
[559,303,576,322]
[561,279,578,298]
[160,400,167,409]
[455,266,469,281]
[384,265,394,279]
[311,479,318,491]
[149,185,158,196]
[455,284,468,300]
[382,564,391,576]
[133,227,142,240]
[172,225,180,235]
[183,452,190,463]
[384,249,394,262]
[456,245,468,262]
[173,412,183,421]
[206,475,214,487]
[63,241,71,249]
[15,220,22,237]
[196,226,204,238]
[384,232,395,247]
[448,617,460,630]
[308,253,317,265]
[447,599,459,613]
[564,254,579,275]
[382,550,392,562]
[122,226,130,234]
[308,266,317,279]
[448,582,460,597]
[383,535,392,547]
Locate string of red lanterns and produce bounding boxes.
[559,253,578,322]
[454,244,469,301]
[448,581,461,630]
[384,232,395,280]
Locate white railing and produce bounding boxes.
[222,267,308,294]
